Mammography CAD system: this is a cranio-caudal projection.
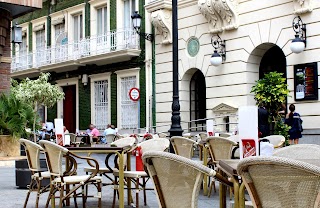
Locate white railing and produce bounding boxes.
[11,29,140,73]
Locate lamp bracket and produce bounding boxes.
[211,34,226,61]
[135,29,154,42]
[292,16,307,46]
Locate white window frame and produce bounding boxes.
[117,0,138,30]
[56,78,79,131]
[31,16,47,52]
[116,68,140,129]
[50,11,67,46]
[67,3,85,43]
[90,72,111,130]
[90,0,110,37]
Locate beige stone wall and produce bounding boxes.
[153,0,320,132]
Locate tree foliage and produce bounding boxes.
[11,73,64,108]
[251,72,290,144]
[11,73,64,141]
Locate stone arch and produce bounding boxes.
[180,68,206,131]
[246,43,287,105]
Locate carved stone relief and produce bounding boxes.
[198,0,238,33]
[293,0,313,14]
[151,9,172,44]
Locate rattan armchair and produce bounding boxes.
[39,140,102,208]
[170,136,198,159]
[206,136,237,197]
[273,144,320,159]
[84,137,136,186]
[143,151,216,208]
[19,139,50,208]
[105,133,117,143]
[157,132,168,138]
[113,138,170,207]
[237,156,320,208]
[263,135,285,148]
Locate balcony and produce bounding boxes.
[11,29,141,78]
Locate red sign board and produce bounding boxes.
[129,87,140,101]
[241,139,256,158]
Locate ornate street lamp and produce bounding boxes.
[168,0,183,139]
[290,16,307,54]
[210,34,226,66]
[131,11,154,42]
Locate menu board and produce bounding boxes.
[294,62,318,101]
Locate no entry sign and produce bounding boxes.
[129,87,140,101]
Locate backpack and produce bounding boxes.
[294,113,303,132]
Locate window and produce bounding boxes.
[54,23,65,41]
[35,29,45,49]
[20,35,27,54]
[94,80,109,130]
[97,6,108,36]
[73,14,83,42]
[123,0,135,29]
[120,76,138,129]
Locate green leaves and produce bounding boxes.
[0,93,36,138]
[11,72,65,109]
[251,72,289,114]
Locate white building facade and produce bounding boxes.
[147,0,320,142]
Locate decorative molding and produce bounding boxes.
[198,0,238,33]
[145,0,172,13]
[151,10,172,44]
[293,0,313,14]
[212,103,237,114]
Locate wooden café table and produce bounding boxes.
[62,145,132,208]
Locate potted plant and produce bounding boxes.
[251,72,290,145]
[0,93,36,157]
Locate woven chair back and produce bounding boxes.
[237,156,320,208]
[19,139,43,172]
[206,136,236,161]
[273,144,320,159]
[39,140,69,176]
[170,136,197,159]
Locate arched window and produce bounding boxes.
[190,70,206,131]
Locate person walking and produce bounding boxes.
[285,104,303,145]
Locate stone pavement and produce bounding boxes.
[0,154,232,207]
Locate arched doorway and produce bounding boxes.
[259,45,286,79]
[190,70,206,131]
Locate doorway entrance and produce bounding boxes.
[63,85,76,133]
[190,70,206,132]
[259,45,286,79]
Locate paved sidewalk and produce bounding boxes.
[0,154,231,207]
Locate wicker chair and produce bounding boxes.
[273,144,320,159]
[143,151,216,208]
[206,136,237,197]
[219,132,232,138]
[157,132,168,138]
[19,139,50,208]
[39,140,102,208]
[84,137,136,187]
[105,133,117,143]
[113,138,170,207]
[170,136,198,159]
[199,132,208,141]
[237,156,320,208]
[263,135,285,148]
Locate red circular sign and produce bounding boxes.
[129,87,140,101]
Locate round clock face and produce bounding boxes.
[129,88,140,101]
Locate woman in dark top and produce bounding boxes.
[285,104,302,145]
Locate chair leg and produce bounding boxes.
[208,181,213,198]
[59,185,64,208]
[112,176,118,208]
[45,186,57,208]
[136,178,140,208]
[97,182,102,208]
[73,184,78,208]
[35,179,42,208]
[23,179,35,208]
[143,177,147,206]
[82,185,86,208]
